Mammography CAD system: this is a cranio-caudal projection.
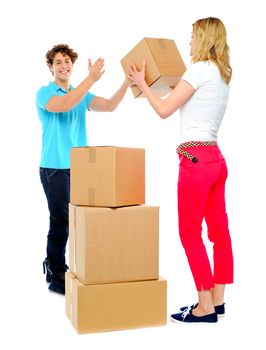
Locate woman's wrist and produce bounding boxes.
[138,79,148,92]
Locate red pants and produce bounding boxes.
[177,144,233,291]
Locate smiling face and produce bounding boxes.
[189,31,197,57]
[50,52,73,84]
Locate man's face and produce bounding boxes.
[50,52,73,82]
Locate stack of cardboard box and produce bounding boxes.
[66,146,167,333]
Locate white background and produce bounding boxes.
[1,0,265,348]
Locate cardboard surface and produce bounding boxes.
[121,37,186,97]
[70,146,145,207]
[66,272,167,333]
[69,204,159,284]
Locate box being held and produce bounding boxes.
[65,272,167,333]
[69,204,159,285]
[121,37,186,98]
[70,146,145,207]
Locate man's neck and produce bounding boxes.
[54,79,70,91]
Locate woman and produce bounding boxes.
[128,17,233,323]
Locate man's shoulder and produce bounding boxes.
[36,82,55,95]
[36,82,56,108]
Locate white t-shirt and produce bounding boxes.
[179,61,229,143]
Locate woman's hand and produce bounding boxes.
[127,60,146,90]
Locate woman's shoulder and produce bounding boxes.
[190,60,216,69]
[189,61,220,76]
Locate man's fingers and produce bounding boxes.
[90,57,105,69]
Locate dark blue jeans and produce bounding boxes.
[40,168,70,273]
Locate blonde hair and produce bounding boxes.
[192,17,232,84]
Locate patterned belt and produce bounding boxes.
[177,141,217,163]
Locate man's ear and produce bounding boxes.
[49,65,54,76]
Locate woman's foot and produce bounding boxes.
[171,307,217,323]
[179,302,225,316]
[192,305,215,317]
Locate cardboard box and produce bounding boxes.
[121,37,186,97]
[69,204,159,284]
[70,146,145,207]
[65,272,167,333]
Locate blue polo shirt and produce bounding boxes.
[36,82,95,169]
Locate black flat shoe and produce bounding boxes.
[179,302,225,316]
[171,307,218,323]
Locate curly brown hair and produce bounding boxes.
[46,44,78,67]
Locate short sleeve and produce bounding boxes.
[36,87,55,110]
[181,62,208,89]
[86,92,95,110]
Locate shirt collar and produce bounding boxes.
[49,81,74,93]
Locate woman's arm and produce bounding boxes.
[128,61,195,119]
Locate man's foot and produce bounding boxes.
[43,258,68,294]
[43,258,52,283]
[48,272,65,295]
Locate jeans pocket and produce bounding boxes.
[45,168,58,181]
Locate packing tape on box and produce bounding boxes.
[69,278,73,322]
[88,187,95,205]
[88,147,96,163]
[73,206,77,274]
[158,38,166,50]
[70,302,73,323]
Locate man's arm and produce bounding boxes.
[46,58,104,113]
[89,80,129,112]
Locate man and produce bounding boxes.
[36,44,129,294]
